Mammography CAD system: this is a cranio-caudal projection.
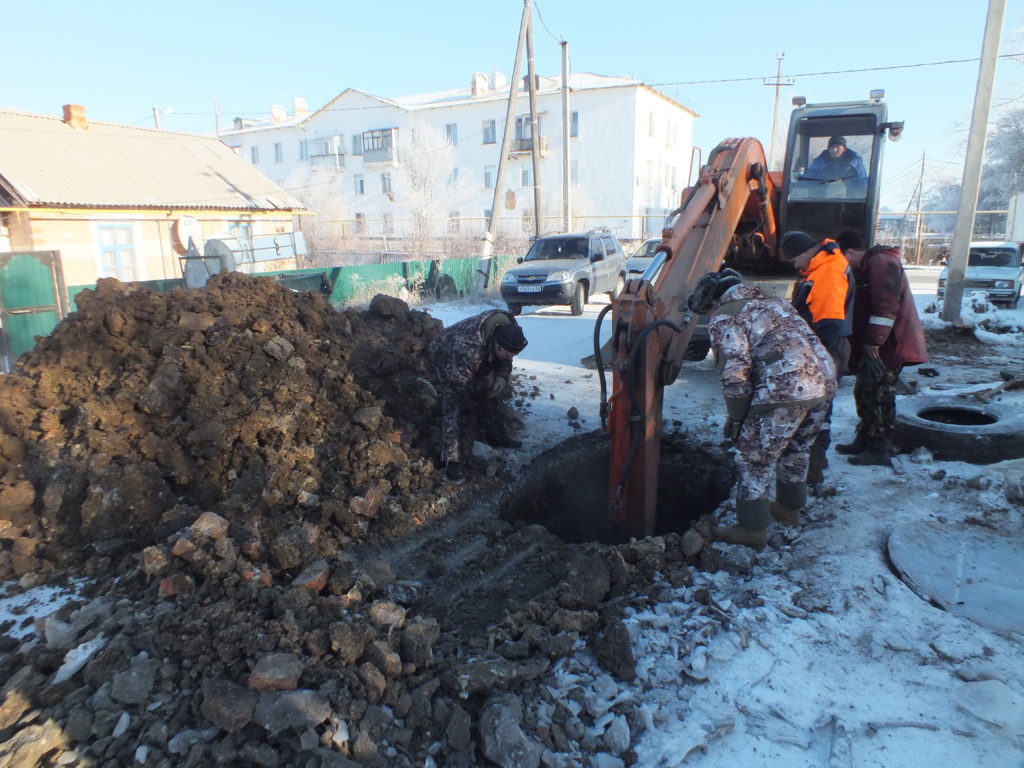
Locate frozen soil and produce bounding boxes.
[0,274,733,767]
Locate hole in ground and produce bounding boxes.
[918,407,997,426]
[502,430,734,544]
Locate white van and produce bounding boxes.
[937,241,1024,308]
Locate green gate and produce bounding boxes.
[0,251,68,369]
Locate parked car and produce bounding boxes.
[500,229,627,316]
[937,241,1024,308]
[626,237,662,276]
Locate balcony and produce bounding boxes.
[510,137,549,157]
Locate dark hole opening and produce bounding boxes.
[502,431,735,544]
[919,407,996,426]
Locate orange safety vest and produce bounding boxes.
[801,245,849,323]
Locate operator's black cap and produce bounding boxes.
[828,135,847,147]
[493,323,527,353]
[779,231,818,261]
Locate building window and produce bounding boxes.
[482,119,496,144]
[648,112,656,138]
[363,129,395,153]
[354,213,365,233]
[570,111,579,138]
[484,208,492,222]
[352,135,363,155]
[571,159,579,185]
[448,167,459,185]
[382,213,394,235]
[98,224,135,281]
[666,120,678,146]
[515,115,534,141]
[448,211,460,233]
[484,165,496,189]
[299,140,309,160]
[274,143,283,163]
[381,172,392,194]
[250,146,260,164]
[445,123,458,145]
[354,174,365,195]
[521,165,533,188]
[521,210,533,232]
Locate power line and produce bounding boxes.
[649,52,1024,87]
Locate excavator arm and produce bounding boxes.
[603,137,780,538]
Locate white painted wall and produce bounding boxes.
[220,75,696,244]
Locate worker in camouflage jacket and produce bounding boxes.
[689,270,837,549]
[430,309,527,480]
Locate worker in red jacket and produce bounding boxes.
[835,232,928,466]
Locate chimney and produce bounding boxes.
[62,104,88,130]
[470,72,488,98]
[491,69,507,91]
[270,104,287,124]
[293,97,308,115]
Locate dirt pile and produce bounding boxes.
[0,275,732,767]
[0,273,450,578]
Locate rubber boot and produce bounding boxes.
[771,481,807,527]
[807,431,829,484]
[847,439,893,467]
[835,432,868,455]
[713,498,770,550]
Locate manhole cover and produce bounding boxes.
[888,520,1024,636]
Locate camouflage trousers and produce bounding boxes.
[852,364,903,441]
[438,385,510,463]
[733,401,830,502]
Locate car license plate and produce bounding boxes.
[517,285,542,293]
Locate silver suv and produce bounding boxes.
[500,229,627,316]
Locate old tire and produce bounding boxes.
[893,395,1024,464]
[570,283,586,316]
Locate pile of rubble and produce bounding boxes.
[0,274,724,767]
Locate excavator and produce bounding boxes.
[597,92,904,538]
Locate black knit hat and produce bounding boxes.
[687,269,744,314]
[779,231,818,261]
[828,135,847,147]
[493,323,527,353]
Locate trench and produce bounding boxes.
[377,430,735,639]
[501,430,735,544]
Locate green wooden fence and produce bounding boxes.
[8,254,517,363]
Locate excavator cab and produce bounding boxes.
[778,97,898,249]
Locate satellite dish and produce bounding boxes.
[181,237,237,289]
[173,216,202,255]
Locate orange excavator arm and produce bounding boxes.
[602,138,780,538]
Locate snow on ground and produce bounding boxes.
[424,271,1024,767]
[3,269,1022,766]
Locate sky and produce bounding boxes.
[6,1,1024,211]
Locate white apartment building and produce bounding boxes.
[219,72,697,247]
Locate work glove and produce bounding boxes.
[860,346,886,382]
[483,374,509,399]
[722,394,751,445]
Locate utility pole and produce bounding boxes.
[763,53,793,169]
[941,0,1005,322]
[525,8,543,239]
[561,40,571,233]
[214,99,221,136]
[152,107,161,130]
[913,152,926,264]
[475,0,530,295]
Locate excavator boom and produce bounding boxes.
[606,138,778,537]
